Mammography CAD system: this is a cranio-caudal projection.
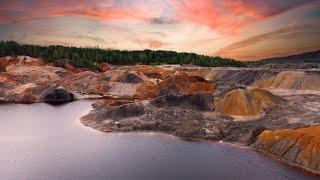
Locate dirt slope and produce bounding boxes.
[215,88,284,117]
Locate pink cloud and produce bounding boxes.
[134,38,168,49]
[166,0,317,34]
[0,0,162,24]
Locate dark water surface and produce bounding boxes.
[0,100,317,180]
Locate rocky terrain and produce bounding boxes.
[1,56,320,173]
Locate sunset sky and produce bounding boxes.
[0,0,319,60]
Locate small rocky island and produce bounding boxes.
[1,55,320,174]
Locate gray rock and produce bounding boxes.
[239,126,266,145]
[283,144,302,163]
[99,103,146,121]
[42,87,74,104]
[151,93,215,111]
[122,72,144,83]
[269,137,297,156]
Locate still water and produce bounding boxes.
[0,100,317,180]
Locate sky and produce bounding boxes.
[0,0,320,61]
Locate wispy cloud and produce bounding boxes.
[133,39,169,49]
[216,23,320,60]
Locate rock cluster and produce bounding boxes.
[251,126,320,172]
[42,86,75,104]
[151,93,214,111]
[80,88,291,142]
[81,93,227,140]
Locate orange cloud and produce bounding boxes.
[0,0,163,24]
[167,0,317,34]
[147,40,168,48]
[52,4,162,22]
[216,23,320,60]
[134,39,168,49]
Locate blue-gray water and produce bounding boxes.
[0,100,317,180]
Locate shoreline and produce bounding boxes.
[80,111,320,178]
[76,118,320,178]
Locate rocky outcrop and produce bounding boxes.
[158,75,215,96]
[6,65,63,83]
[134,81,159,99]
[82,89,295,143]
[215,88,285,117]
[119,65,173,79]
[251,125,320,172]
[4,83,41,103]
[0,56,44,68]
[59,71,107,95]
[151,93,214,111]
[41,86,74,104]
[0,72,21,91]
[81,93,228,139]
[121,72,145,83]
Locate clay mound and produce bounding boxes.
[215,88,284,117]
[151,93,214,111]
[158,75,215,96]
[251,125,320,172]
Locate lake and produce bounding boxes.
[0,100,317,180]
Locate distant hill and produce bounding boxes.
[252,50,320,64]
[249,50,320,69]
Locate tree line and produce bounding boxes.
[0,41,246,71]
